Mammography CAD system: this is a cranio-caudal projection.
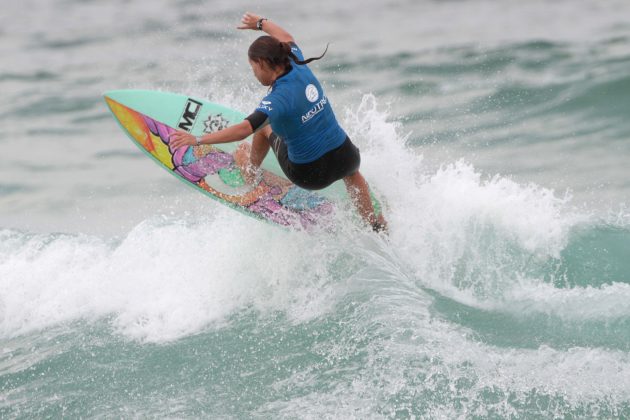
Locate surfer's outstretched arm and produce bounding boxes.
[237,12,295,43]
[169,121,253,150]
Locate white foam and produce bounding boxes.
[0,191,389,342]
[339,94,587,301]
[340,94,630,329]
[497,280,630,320]
[0,211,360,343]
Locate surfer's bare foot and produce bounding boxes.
[343,171,388,234]
[234,143,260,185]
[371,214,388,234]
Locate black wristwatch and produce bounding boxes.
[256,18,268,30]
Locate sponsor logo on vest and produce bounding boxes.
[305,84,319,103]
[301,96,327,123]
[258,100,273,112]
[177,98,203,132]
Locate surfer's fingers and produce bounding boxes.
[237,17,251,30]
[243,12,258,20]
[238,12,259,29]
[171,132,194,149]
[171,138,185,149]
[169,133,186,148]
[169,131,185,140]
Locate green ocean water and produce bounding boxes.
[2,0,630,418]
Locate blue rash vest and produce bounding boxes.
[254,43,347,164]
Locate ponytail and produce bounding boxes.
[248,36,329,71]
[280,41,329,65]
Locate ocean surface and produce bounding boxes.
[2,0,630,417]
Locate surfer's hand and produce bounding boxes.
[169,131,196,149]
[237,12,262,30]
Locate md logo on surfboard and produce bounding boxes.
[177,98,203,132]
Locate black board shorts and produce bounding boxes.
[269,133,361,190]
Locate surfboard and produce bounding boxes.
[103,89,381,229]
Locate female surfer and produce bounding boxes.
[170,12,386,232]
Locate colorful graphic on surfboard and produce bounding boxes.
[103,90,380,229]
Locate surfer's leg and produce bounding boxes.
[250,125,272,168]
[234,143,259,184]
[343,171,387,233]
[234,125,272,184]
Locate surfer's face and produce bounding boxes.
[249,58,274,86]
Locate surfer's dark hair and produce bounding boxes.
[248,36,328,70]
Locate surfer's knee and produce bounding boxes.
[344,170,364,187]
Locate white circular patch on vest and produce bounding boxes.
[305,84,319,103]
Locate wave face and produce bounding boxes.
[2,0,630,417]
